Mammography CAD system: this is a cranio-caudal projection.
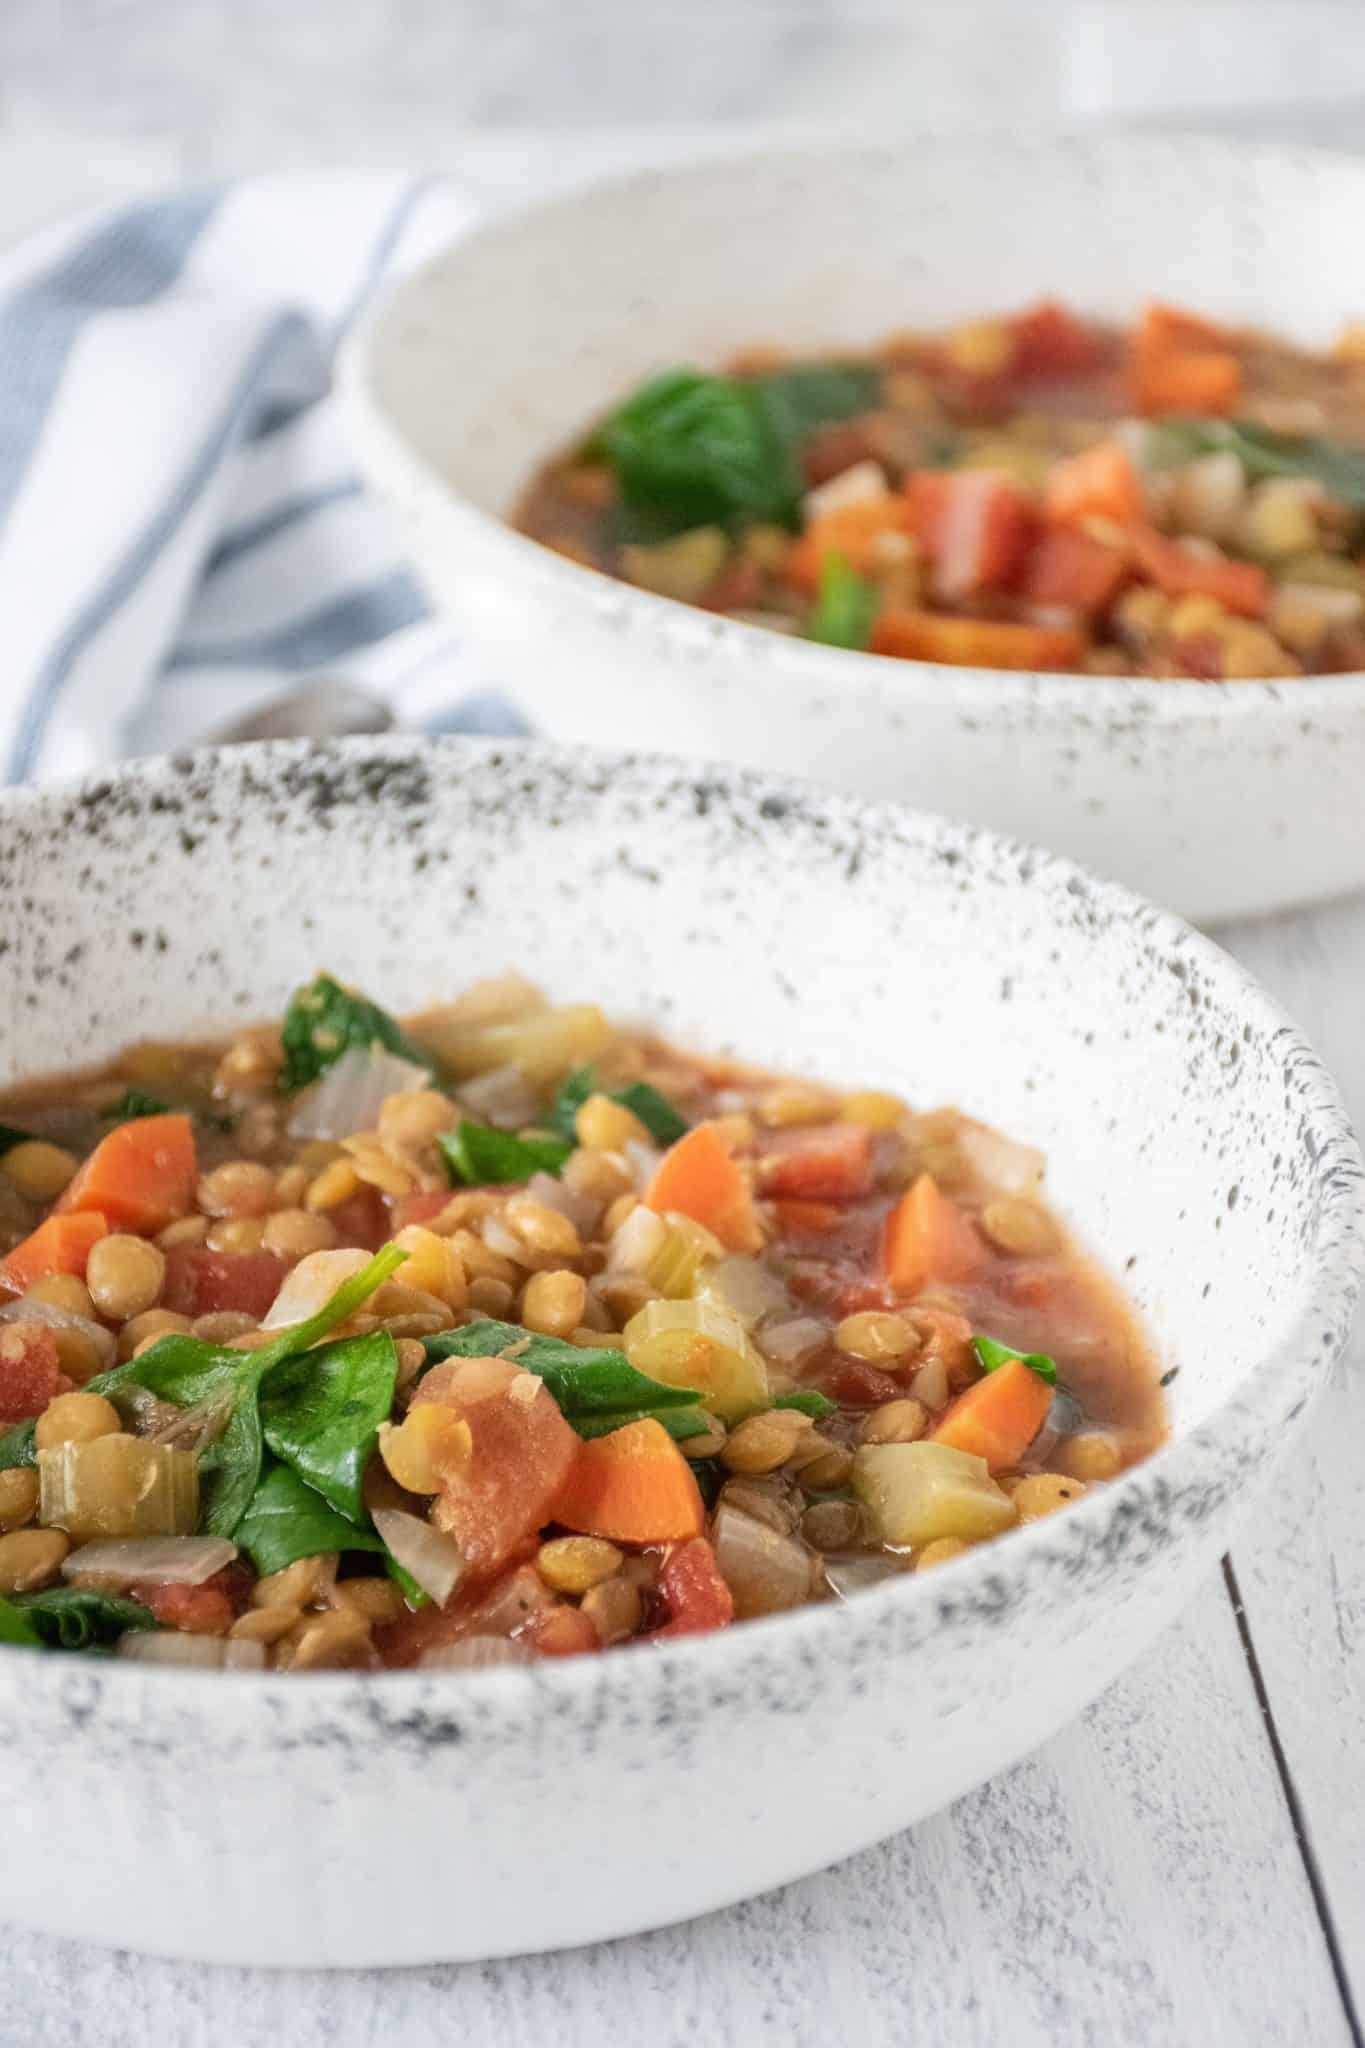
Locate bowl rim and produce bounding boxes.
[342,129,1365,715]
[0,734,1360,1706]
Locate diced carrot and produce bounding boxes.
[1023,526,1129,613]
[0,1210,109,1298]
[882,1174,984,1296]
[644,1122,762,1253]
[762,1124,873,1201]
[1130,525,1268,617]
[1137,302,1229,355]
[551,1418,705,1545]
[905,469,1036,596]
[55,1113,196,1236]
[1010,300,1105,377]
[931,1355,1054,1470]
[0,1320,64,1423]
[871,608,1085,672]
[784,497,914,594]
[773,1198,845,1238]
[1133,347,1241,417]
[652,1536,735,1638]
[1043,442,1144,531]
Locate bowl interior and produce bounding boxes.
[366,136,1365,515]
[0,739,1348,1445]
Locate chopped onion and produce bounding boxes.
[261,1248,371,1329]
[623,1138,662,1188]
[527,1171,599,1236]
[757,1316,828,1368]
[118,1632,228,1668]
[802,459,889,522]
[458,1063,542,1131]
[956,1119,1045,1197]
[608,1203,667,1274]
[712,1504,813,1619]
[823,1555,908,1601]
[0,1297,116,1369]
[701,1256,790,1328]
[61,1536,236,1588]
[482,1214,528,1263]
[1168,450,1245,542]
[372,1508,465,1608]
[287,1044,434,1141]
[419,1635,534,1671]
[223,1639,267,1672]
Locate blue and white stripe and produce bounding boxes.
[0,172,522,781]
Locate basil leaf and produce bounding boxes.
[439,1122,573,1186]
[5,1586,158,1652]
[593,369,801,537]
[101,1087,172,1124]
[749,362,882,449]
[974,1333,1058,1385]
[1144,416,1365,510]
[807,549,880,651]
[773,1389,837,1419]
[421,1319,701,1436]
[279,974,434,1094]
[548,1067,688,1147]
[260,1329,398,1522]
[0,1123,35,1158]
[0,1595,41,1646]
[234,1460,385,1578]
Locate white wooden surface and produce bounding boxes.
[2,30,1365,2039]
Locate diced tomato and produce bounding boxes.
[523,1605,601,1658]
[1023,527,1129,613]
[413,1357,580,1579]
[376,1559,549,1668]
[161,1247,287,1320]
[651,1537,735,1639]
[0,1321,63,1423]
[328,1182,391,1250]
[139,1574,240,1636]
[1010,300,1105,378]
[762,1123,873,1202]
[823,1355,904,1407]
[701,559,764,613]
[905,469,1036,597]
[1129,526,1268,618]
[773,1198,845,1238]
[390,1189,451,1233]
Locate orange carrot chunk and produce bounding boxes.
[871,608,1085,673]
[1043,441,1145,530]
[1136,301,1230,354]
[0,1210,109,1297]
[784,497,914,594]
[882,1174,984,1296]
[931,1355,1054,1470]
[551,1418,706,1544]
[1023,526,1129,613]
[644,1121,762,1252]
[1133,347,1242,418]
[55,1113,197,1236]
[1129,525,1268,618]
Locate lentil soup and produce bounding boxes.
[0,973,1165,1672]
[514,298,1365,681]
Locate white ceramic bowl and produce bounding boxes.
[343,134,1365,924]
[0,739,1358,1967]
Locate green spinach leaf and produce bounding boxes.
[279,974,435,1094]
[260,1328,397,1522]
[974,1333,1058,1385]
[0,1595,41,1646]
[234,1460,385,1578]
[101,1087,172,1124]
[438,1122,573,1187]
[0,1420,36,1472]
[749,362,882,449]
[1144,416,1365,509]
[592,369,801,537]
[773,1388,837,1419]
[806,549,880,650]
[421,1319,703,1437]
[4,1586,158,1651]
[0,1123,35,1158]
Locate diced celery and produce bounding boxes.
[647,1213,724,1298]
[39,1437,199,1540]
[853,1441,1016,1548]
[624,1298,770,1423]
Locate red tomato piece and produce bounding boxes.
[0,1320,62,1424]
[1010,300,1105,377]
[140,1579,236,1636]
[773,1198,845,1238]
[327,1183,391,1250]
[762,1123,873,1202]
[523,1605,601,1658]
[1130,526,1268,618]
[161,1247,287,1320]
[1023,527,1129,614]
[413,1357,580,1580]
[905,469,1036,598]
[651,1537,735,1640]
[390,1189,452,1233]
[823,1355,903,1407]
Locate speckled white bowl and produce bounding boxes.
[0,739,1358,1967]
[343,134,1365,924]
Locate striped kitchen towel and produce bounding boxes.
[0,171,525,783]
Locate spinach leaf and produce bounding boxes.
[234,1460,385,1578]
[5,1586,158,1652]
[0,1123,34,1158]
[386,1555,430,1610]
[974,1333,1058,1385]
[260,1329,397,1522]
[101,1087,172,1124]
[688,1455,726,1510]
[0,1420,36,1472]
[438,1122,573,1187]
[421,1319,702,1437]
[1144,416,1365,509]
[806,550,880,650]
[0,1595,41,1646]
[773,1388,837,1419]
[279,974,435,1094]
[548,1066,688,1147]
[592,369,801,537]
[749,362,882,450]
